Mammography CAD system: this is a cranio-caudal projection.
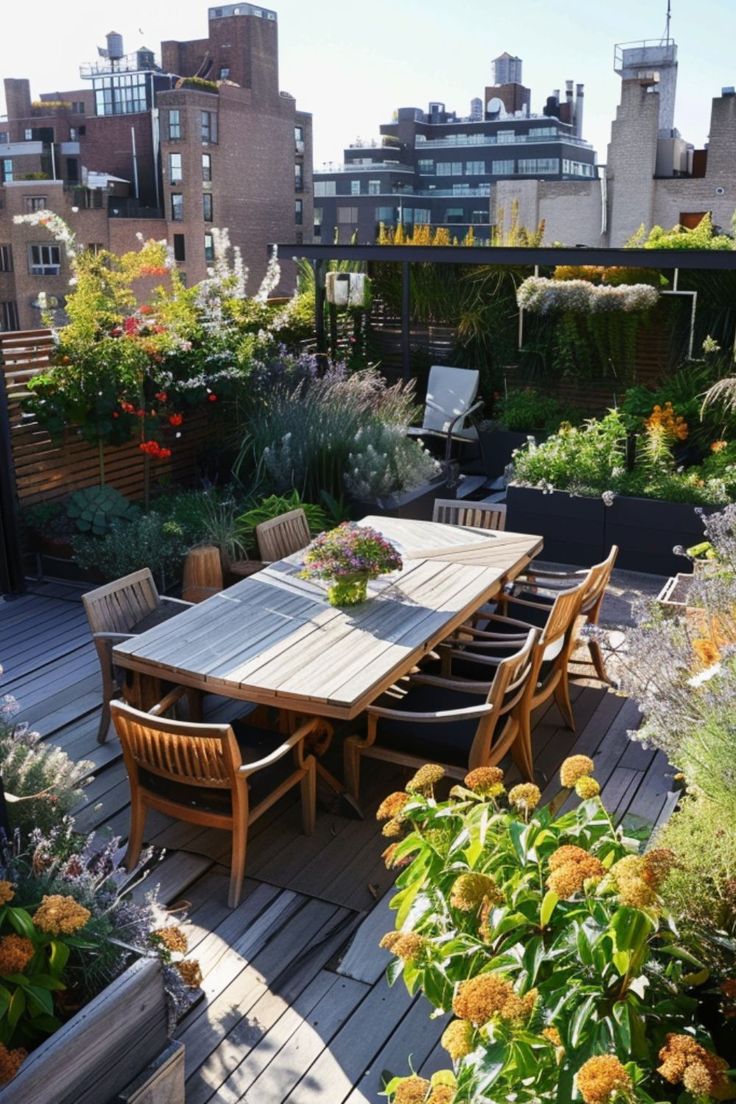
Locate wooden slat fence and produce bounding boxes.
[0,329,213,505]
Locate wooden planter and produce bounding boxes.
[505,485,606,567]
[1,957,170,1104]
[656,572,696,614]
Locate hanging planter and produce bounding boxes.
[325,271,371,308]
[516,276,659,315]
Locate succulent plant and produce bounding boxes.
[66,485,140,537]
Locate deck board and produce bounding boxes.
[0,586,676,1104]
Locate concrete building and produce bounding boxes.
[495,37,736,247]
[0,3,312,331]
[313,54,596,244]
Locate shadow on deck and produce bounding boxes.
[0,582,676,1104]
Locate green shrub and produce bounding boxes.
[493,388,570,432]
[72,513,187,588]
[236,490,327,556]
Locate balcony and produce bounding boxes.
[418,131,593,150]
[108,198,164,219]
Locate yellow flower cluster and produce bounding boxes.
[711,439,728,453]
[575,777,601,800]
[658,1033,732,1097]
[608,849,676,909]
[441,1019,474,1061]
[0,935,35,976]
[426,1085,455,1104]
[392,1075,430,1104]
[542,1026,563,1048]
[645,402,688,442]
[449,873,501,912]
[560,755,595,788]
[547,845,605,899]
[452,974,536,1027]
[176,959,203,988]
[382,818,404,839]
[379,931,428,963]
[463,766,505,798]
[151,926,189,955]
[0,1043,27,1085]
[32,894,90,935]
[508,783,541,812]
[0,882,15,906]
[376,792,410,821]
[575,1055,632,1104]
[406,765,445,794]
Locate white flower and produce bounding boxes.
[688,663,722,687]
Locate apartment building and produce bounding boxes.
[0,3,312,331]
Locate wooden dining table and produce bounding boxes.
[113,516,543,723]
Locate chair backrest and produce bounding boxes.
[256,508,312,562]
[111,700,241,790]
[82,568,160,636]
[469,628,537,767]
[432,499,507,532]
[422,366,480,434]
[578,545,618,618]
[537,575,589,668]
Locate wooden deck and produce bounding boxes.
[0,582,677,1104]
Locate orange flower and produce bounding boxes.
[0,935,35,975]
[658,1033,732,1097]
[711,439,728,453]
[0,1043,27,1085]
[576,1055,632,1104]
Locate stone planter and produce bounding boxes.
[505,485,606,567]
[2,957,173,1104]
[351,476,447,522]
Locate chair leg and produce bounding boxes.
[343,736,363,800]
[516,707,534,782]
[300,756,317,836]
[125,792,147,870]
[97,700,111,744]
[228,816,248,910]
[588,640,610,683]
[554,671,575,731]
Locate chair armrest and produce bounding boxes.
[160,596,194,609]
[409,673,493,695]
[443,649,503,668]
[148,686,187,716]
[95,631,136,643]
[447,624,527,642]
[367,701,494,723]
[238,716,319,776]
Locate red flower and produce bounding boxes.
[112,412,120,419]
[120,401,136,413]
[110,326,123,337]
[168,413,183,427]
[155,391,168,403]
[158,447,172,460]
[135,409,146,418]
[139,304,154,315]
[208,393,218,403]
[123,317,139,336]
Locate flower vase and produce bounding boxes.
[327,574,369,607]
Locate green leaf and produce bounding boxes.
[7,908,36,941]
[27,974,65,991]
[612,1000,632,1051]
[610,908,653,952]
[612,950,630,975]
[540,890,558,927]
[49,940,70,976]
[7,988,25,1030]
[569,993,597,1047]
[26,986,54,1017]
[0,986,10,1020]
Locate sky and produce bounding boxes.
[1,0,734,166]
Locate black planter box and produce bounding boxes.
[604,495,712,575]
[506,485,606,567]
[351,476,447,522]
[478,427,532,478]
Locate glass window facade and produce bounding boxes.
[417,159,434,174]
[368,180,381,194]
[436,161,462,176]
[490,159,515,174]
[1,160,12,182]
[0,245,13,272]
[314,180,336,197]
[173,234,186,262]
[93,73,150,116]
[517,158,560,174]
[337,206,358,223]
[465,160,485,175]
[350,179,361,195]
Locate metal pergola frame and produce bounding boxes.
[276,242,736,380]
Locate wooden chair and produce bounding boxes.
[255,508,312,564]
[344,628,538,798]
[432,498,507,532]
[111,693,320,908]
[506,546,619,682]
[82,569,193,743]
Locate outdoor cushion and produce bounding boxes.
[375,683,482,766]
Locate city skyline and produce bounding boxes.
[2,0,734,170]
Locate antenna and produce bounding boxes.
[664,0,672,44]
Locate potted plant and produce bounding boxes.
[478,388,568,479]
[299,522,402,606]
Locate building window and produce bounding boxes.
[219,66,230,79]
[295,163,304,192]
[471,210,488,224]
[314,180,336,197]
[313,207,322,237]
[2,160,12,183]
[29,243,61,275]
[444,207,465,224]
[436,161,462,176]
[490,160,515,175]
[202,193,213,222]
[295,198,303,225]
[66,158,79,182]
[69,127,78,141]
[517,158,559,174]
[367,180,381,195]
[72,101,85,114]
[173,234,186,262]
[0,133,7,145]
[465,160,485,175]
[337,205,358,223]
[0,245,12,272]
[201,111,218,144]
[375,206,395,221]
[497,130,516,144]
[295,124,304,153]
[24,196,47,212]
[350,179,361,196]
[85,243,105,254]
[417,159,434,175]
[204,232,214,263]
[168,109,181,140]
[171,193,183,221]
[169,152,183,183]
[0,302,19,332]
[413,209,431,224]
[24,129,33,141]
[562,159,594,178]
[93,73,150,116]
[202,153,212,181]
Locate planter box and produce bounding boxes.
[2,957,170,1104]
[351,476,447,522]
[604,496,712,575]
[656,573,696,614]
[506,485,606,567]
[478,427,534,479]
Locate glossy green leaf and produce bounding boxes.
[540,890,558,927]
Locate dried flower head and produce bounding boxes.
[657,1033,731,1096]
[151,926,189,955]
[441,1019,475,1061]
[376,792,410,821]
[575,1055,632,1104]
[609,855,663,909]
[542,1026,563,1048]
[0,935,35,976]
[382,817,403,838]
[393,1074,431,1104]
[452,974,535,1026]
[508,783,542,812]
[575,776,601,799]
[32,894,90,935]
[0,882,15,906]
[176,959,203,988]
[547,846,605,899]
[390,932,428,962]
[464,766,504,797]
[642,848,677,886]
[406,764,445,794]
[560,755,595,788]
[382,843,409,870]
[0,1043,27,1085]
[427,1086,455,1104]
[449,873,502,912]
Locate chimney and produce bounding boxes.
[575,82,584,137]
[565,79,574,105]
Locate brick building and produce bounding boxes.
[0,3,312,331]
